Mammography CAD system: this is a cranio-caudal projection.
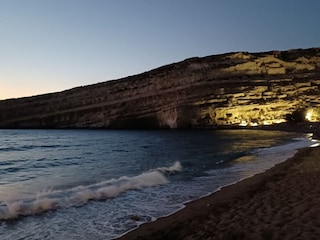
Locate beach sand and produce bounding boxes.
[117,146,320,240]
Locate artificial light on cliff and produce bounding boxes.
[262,120,272,125]
[305,110,313,121]
[275,119,286,124]
[239,120,248,126]
[239,119,286,127]
[262,119,286,125]
[305,108,320,122]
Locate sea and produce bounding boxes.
[0,129,318,240]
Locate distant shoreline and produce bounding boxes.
[205,121,320,140]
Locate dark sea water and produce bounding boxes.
[0,129,317,239]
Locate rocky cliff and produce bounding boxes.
[1,48,320,129]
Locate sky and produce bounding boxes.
[1,0,320,100]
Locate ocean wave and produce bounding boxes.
[0,161,182,221]
[154,161,182,174]
[0,144,73,152]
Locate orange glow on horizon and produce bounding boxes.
[0,86,62,100]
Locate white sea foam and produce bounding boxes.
[154,161,182,174]
[0,162,182,220]
[254,136,316,159]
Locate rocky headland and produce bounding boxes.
[1,48,320,129]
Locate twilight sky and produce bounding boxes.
[1,0,320,100]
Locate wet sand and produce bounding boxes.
[118,145,320,240]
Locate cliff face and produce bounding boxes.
[1,48,320,129]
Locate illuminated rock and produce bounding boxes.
[0,48,319,128]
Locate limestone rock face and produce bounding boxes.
[0,48,320,129]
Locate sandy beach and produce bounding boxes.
[118,144,320,240]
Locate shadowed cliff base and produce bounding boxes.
[1,48,320,129]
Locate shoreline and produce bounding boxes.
[117,144,320,240]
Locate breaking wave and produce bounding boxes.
[0,161,182,221]
[154,161,182,174]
